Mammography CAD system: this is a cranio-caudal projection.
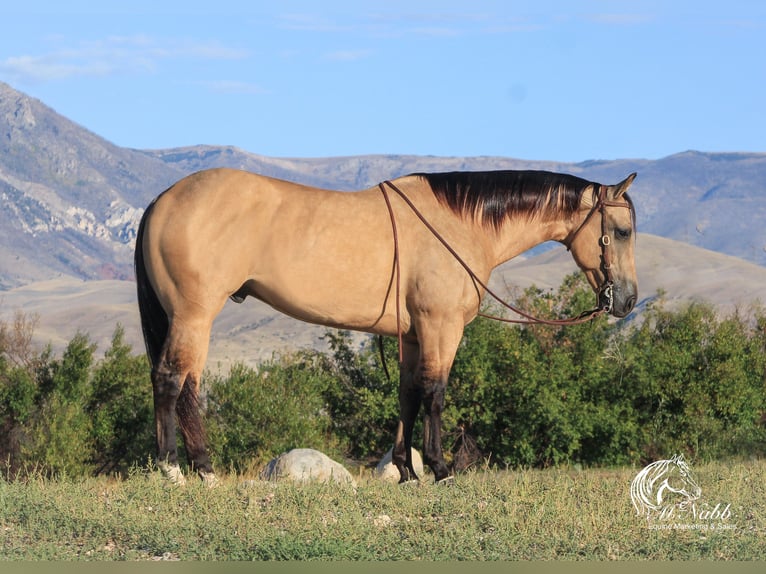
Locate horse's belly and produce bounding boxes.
[242,272,399,336]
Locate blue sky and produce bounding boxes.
[1,0,763,162]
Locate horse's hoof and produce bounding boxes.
[158,462,187,486]
[200,471,220,488]
[398,477,420,486]
[436,475,455,486]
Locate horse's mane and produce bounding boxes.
[414,170,597,229]
[631,459,671,514]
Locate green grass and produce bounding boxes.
[1,459,764,560]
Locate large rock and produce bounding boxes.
[260,448,356,487]
[375,447,424,482]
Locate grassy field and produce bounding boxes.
[1,459,764,560]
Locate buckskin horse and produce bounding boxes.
[135,168,638,485]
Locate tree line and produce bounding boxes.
[1,273,765,479]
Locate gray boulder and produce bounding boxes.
[260,448,356,487]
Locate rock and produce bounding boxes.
[375,447,424,482]
[260,448,356,487]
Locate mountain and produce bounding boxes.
[1,80,766,291]
[0,82,181,287]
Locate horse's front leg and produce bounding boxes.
[417,321,463,483]
[421,374,451,482]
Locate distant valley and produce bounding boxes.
[3,235,765,372]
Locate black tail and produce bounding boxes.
[134,198,168,369]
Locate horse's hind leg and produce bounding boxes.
[176,370,216,484]
[393,340,422,483]
[153,316,215,485]
[152,358,186,484]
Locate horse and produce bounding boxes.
[630,455,702,517]
[135,167,638,485]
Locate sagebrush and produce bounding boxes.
[2,274,765,478]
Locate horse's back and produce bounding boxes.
[145,168,343,261]
[149,168,307,226]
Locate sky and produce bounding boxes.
[1,0,764,162]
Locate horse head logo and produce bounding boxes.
[630,455,702,517]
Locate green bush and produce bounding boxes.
[446,275,766,468]
[447,274,618,468]
[202,331,400,472]
[3,273,765,477]
[22,332,96,477]
[617,299,766,462]
[1,322,155,478]
[321,331,400,461]
[87,325,154,475]
[204,352,340,471]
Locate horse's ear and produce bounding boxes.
[610,172,637,199]
[579,184,597,209]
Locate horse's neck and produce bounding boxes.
[490,217,570,267]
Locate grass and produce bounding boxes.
[1,459,764,560]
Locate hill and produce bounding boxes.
[3,234,764,372]
[1,82,766,289]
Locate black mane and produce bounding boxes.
[414,170,595,229]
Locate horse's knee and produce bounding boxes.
[423,379,446,412]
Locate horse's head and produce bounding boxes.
[664,454,702,504]
[568,173,638,318]
[630,454,702,516]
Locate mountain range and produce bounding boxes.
[1,81,766,365]
[2,81,765,290]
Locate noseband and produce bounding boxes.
[378,180,632,363]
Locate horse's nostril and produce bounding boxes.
[625,295,637,313]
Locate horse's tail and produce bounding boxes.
[134,198,167,369]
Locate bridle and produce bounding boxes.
[564,182,634,318]
[378,179,633,363]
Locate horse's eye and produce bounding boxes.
[615,227,631,241]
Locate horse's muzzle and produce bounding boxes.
[603,282,637,318]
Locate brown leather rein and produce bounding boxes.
[378,179,631,363]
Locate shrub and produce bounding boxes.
[4,272,766,477]
[321,331,400,461]
[204,352,339,471]
[88,325,154,476]
[446,275,766,468]
[446,274,618,468]
[618,299,766,462]
[22,332,96,477]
